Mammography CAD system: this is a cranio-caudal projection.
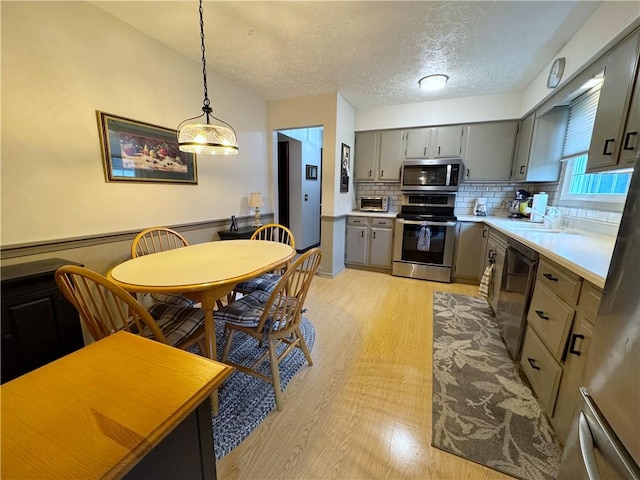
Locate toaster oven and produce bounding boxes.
[359,196,389,212]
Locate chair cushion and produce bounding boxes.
[146,302,205,346]
[150,293,196,307]
[213,290,272,327]
[234,273,282,294]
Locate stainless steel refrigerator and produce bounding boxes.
[557,159,640,479]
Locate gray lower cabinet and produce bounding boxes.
[452,222,488,283]
[462,121,518,181]
[519,256,603,445]
[482,228,507,314]
[345,216,394,271]
[346,219,368,265]
[549,281,601,444]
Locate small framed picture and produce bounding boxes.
[305,164,318,180]
[340,143,350,193]
[97,111,197,184]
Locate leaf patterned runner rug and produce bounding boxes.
[431,291,562,480]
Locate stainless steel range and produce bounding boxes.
[392,193,457,282]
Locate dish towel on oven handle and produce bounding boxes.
[478,263,495,298]
[417,223,431,252]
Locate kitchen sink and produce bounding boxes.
[493,221,581,235]
[507,226,582,235]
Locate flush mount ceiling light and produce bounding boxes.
[177,0,238,155]
[418,74,449,91]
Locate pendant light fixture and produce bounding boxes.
[177,0,238,155]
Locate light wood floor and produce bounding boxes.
[217,268,514,480]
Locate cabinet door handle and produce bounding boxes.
[369,170,372,178]
[373,231,376,239]
[423,147,427,156]
[542,273,558,282]
[602,138,615,156]
[467,168,470,178]
[361,231,364,238]
[380,170,384,177]
[527,358,541,371]
[569,334,585,356]
[438,146,441,155]
[482,229,487,238]
[535,310,549,321]
[520,165,525,174]
[623,131,637,151]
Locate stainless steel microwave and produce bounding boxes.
[400,158,464,192]
[359,196,389,212]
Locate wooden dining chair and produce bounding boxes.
[229,223,296,301]
[55,265,206,352]
[214,247,321,410]
[131,226,189,258]
[130,226,206,308]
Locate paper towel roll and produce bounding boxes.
[530,192,548,223]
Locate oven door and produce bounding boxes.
[393,218,456,267]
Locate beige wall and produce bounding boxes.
[1,2,270,247]
[268,93,355,276]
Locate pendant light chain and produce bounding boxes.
[199,0,211,114]
[177,0,238,154]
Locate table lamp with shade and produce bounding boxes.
[249,193,264,227]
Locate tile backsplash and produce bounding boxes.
[355,181,623,235]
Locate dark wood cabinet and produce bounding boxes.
[125,400,217,480]
[1,258,85,383]
[218,226,256,240]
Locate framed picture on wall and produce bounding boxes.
[97,111,198,184]
[340,143,350,193]
[305,164,318,180]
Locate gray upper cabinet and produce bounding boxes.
[462,121,518,181]
[378,130,405,181]
[405,126,466,158]
[434,125,467,157]
[587,31,640,172]
[512,107,569,182]
[354,131,379,181]
[405,127,434,158]
[354,130,405,182]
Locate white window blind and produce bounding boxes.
[561,88,601,160]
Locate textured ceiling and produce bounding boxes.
[93,1,604,109]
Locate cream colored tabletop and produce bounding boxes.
[0,331,233,480]
[109,240,295,293]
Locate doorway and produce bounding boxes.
[276,127,323,252]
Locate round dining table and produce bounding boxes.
[108,239,296,413]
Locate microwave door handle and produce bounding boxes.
[445,164,452,185]
[399,219,456,227]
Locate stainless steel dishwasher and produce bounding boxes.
[496,238,539,360]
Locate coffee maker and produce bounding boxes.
[508,189,531,218]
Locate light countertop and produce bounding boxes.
[348,210,399,219]
[458,215,616,289]
[349,212,616,288]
